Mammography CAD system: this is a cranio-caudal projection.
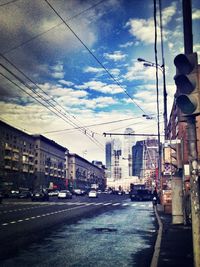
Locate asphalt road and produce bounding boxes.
[0,193,130,260]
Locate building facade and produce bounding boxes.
[105,138,123,181]
[132,139,158,188]
[33,135,67,190]
[123,127,135,177]
[0,121,36,190]
[0,120,106,192]
[68,153,106,190]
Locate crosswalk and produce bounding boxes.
[2,200,153,209]
[0,201,153,227]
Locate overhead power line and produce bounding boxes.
[0,0,20,7]
[2,0,106,55]
[103,132,164,137]
[0,63,104,149]
[44,0,147,115]
[0,52,101,137]
[0,53,92,136]
[42,116,143,134]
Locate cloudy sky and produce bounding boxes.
[0,0,200,163]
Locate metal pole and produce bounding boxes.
[187,117,200,267]
[159,0,168,139]
[153,0,161,190]
[182,0,200,266]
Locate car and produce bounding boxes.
[48,190,59,197]
[130,189,152,201]
[9,190,20,198]
[31,190,49,201]
[73,189,86,196]
[18,190,31,199]
[88,190,98,198]
[58,190,72,199]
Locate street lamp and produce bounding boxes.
[138,58,167,189]
[137,57,168,138]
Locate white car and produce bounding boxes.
[88,190,98,198]
[58,190,72,199]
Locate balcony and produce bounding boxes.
[5,144,12,150]
[22,168,29,173]
[5,165,11,169]
[13,167,19,171]
[13,148,19,153]
[4,155,12,160]
[12,156,19,161]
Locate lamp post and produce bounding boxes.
[137,58,168,139]
[138,58,164,190]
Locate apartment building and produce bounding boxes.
[0,121,68,190]
[0,121,35,190]
[33,135,68,190]
[68,153,106,190]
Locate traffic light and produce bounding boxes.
[174,52,200,116]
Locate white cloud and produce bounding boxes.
[104,51,127,61]
[125,3,177,45]
[58,80,74,86]
[110,68,120,76]
[126,18,156,44]
[162,3,177,25]
[119,41,134,48]
[124,62,162,81]
[192,9,200,19]
[76,80,123,94]
[51,62,65,79]
[84,66,104,73]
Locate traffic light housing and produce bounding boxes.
[163,141,182,176]
[174,52,200,116]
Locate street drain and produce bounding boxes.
[94,227,117,233]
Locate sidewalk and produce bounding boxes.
[151,205,194,267]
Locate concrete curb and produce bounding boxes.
[150,206,163,267]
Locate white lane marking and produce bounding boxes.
[112,203,121,206]
[103,203,112,206]
[1,204,87,227]
[122,203,129,206]
[0,205,49,214]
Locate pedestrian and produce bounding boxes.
[152,187,158,206]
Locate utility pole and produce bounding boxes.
[182,0,200,266]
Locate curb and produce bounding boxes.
[150,206,163,267]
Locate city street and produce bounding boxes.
[0,194,157,266]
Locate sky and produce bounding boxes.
[0,0,200,164]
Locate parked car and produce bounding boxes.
[88,190,98,198]
[73,189,86,196]
[48,190,59,197]
[130,189,152,201]
[9,190,20,198]
[58,190,72,199]
[18,190,31,199]
[31,190,49,201]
